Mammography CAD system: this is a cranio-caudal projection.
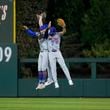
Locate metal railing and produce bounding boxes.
[20,57,110,79]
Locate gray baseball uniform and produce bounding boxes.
[48,32,73,86]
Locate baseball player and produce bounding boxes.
[47,22,74,88]
[36,13,54,88]
[22,14,53,90]
[23,25,48,90]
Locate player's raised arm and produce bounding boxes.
[22,25,40,38]
[36,11,52,39]
[37,15,43,27]
[36,9,46,27]
[59,26,66,36]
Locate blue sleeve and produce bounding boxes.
[25,29,39,38]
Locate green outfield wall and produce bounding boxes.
[0,44,17,97]
[18,78,110,97]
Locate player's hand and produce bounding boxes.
[36,12,46,20]
[22,25,28,30]
[48,21,51,29]
[41,12,46,18]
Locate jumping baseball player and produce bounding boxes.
[47,20,74,88]
[36,13,54,88]
[22,14,53,90]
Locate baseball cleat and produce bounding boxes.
[36,83,45,90]
[68,80,74,86]
[45,80,54,86]
[55,82,59,88]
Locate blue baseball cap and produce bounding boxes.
[39,24,48,31]
[48,26,57,36]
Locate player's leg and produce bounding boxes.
[38,53,43,82]
[41,52,49,84]
[44,51,54,86]
[57,51,74,86]
[36,53,44,89]
[45,61,54,86]
[36,52,49,90]
[49,52,59,88]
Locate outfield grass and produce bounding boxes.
[0,98,110,110]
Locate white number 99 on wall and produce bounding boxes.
[0,46,12,62]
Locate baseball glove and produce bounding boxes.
[57,18,66,27]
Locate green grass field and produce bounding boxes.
[0,98,110,110]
